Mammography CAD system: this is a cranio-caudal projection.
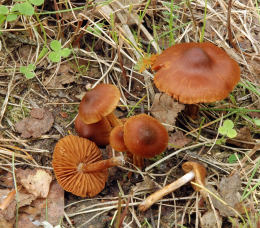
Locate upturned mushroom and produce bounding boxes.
[152,42,240,104]
[52,135,124,197]
[139,161,207,211]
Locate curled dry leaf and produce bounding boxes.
[151,93,185,131]
[15,108,54,138]
[168,130,192,149]
[16,168,52,198]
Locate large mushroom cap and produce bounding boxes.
[152,42,240,104]
[124,114,168,158]
[182,161,206,192]
[79,84,120,124]
[52,135,108,197]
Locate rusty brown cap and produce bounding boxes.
[109,125,127,152]
[152,42,240,104]
[79,84,120,124]
[52,135,108,197]
[124,114,168,158]
[182,161,207,192]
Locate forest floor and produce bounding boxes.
[0,0,259,227]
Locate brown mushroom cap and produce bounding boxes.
[75,115,111,147]
[52,135,108,197]
[79,84,120,124]
[152,42,240,104]
[124,114,168,158]
[182,161,206,191]
[109,125,127,152]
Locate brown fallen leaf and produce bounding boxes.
[15,108,54,138]
[227,127,256,149]
[168,131,192,149]
[43,64,75,88]
[208,172,243,217]
[18,181,64,227]
[200,210,222,228]
[0,215,13,228]
[132,176,157,193]
[16,168,52,198]
[151,93,185,131]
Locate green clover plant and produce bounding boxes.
[48,40,71,63]
[0,0,44,26]
[20,64,36,79]
[218,119,237,138]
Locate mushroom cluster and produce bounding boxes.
[110,114,168,168]
[52,42,240,201]
[75,84,121,147]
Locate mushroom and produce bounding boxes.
[152,42,240,104]
[78,84,121,127]
[52,135,124,197]
[123,114,168,168]
[138,161,206,211]
[75,115,111,147]
[109,125,128,152]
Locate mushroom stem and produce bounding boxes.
[133,155,144,169]
[82,156,124,173]
[139,171,195,211]
[106,112,122,127]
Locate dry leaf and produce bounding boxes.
[132,176,157,193]
[151,93,185,131]
[208,172,242,217]
[16,168,52,198]
[43,64,75,88]
[227,127,256,149]
[0,215,13,228]
[0,189,16,221]
[18,181,64,227]
[200,210,222,228]
[15,108,54,138]
[168,131,192,149]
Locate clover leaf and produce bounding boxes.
[20,64,36,79]
[218,119,237,138]
[48,40,71,63]
[228,153,241,164]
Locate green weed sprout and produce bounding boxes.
[48,40,71,63]
[20,64,36,79]
[218,119,237,138]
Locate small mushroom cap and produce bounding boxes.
[152,42,240,104]
[182,161,206,192]
[124,114,168,158]
[110,125,127,152]
[52,135,108,197]
[79,84,120,124]
[75,115,112,147]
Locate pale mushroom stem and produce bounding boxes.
[82,156,124,173]
[139,171,195,211]
[106,112,122,127]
